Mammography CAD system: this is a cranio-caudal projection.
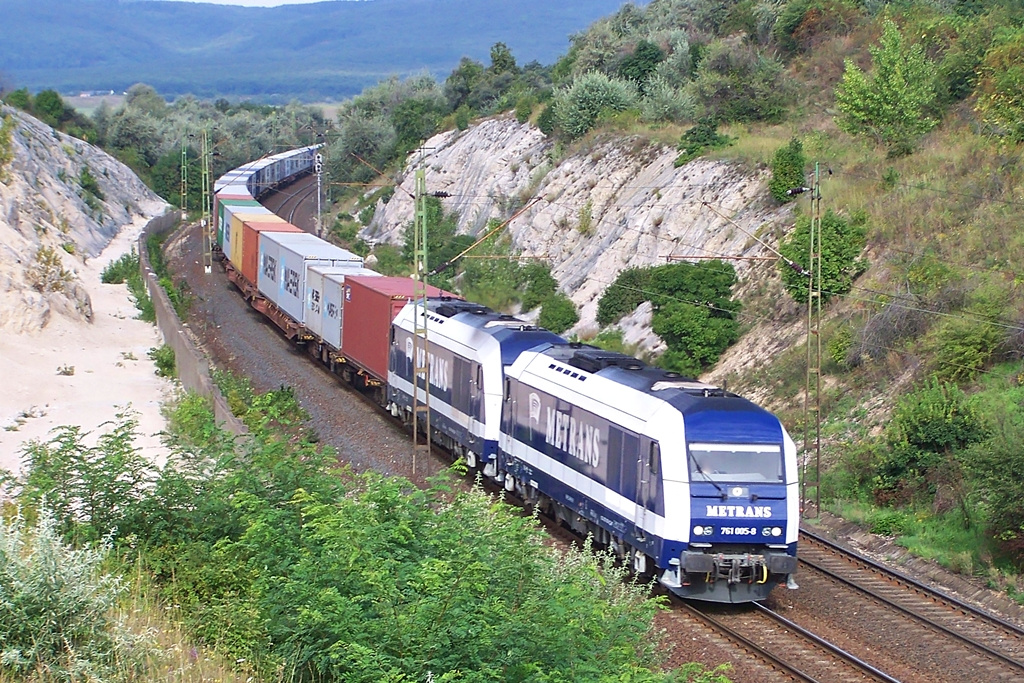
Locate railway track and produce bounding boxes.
[794,528,1024,681]
[676,598,898,682]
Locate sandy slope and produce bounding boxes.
[0,212,173,479]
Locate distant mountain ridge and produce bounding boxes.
[1,0,640,101]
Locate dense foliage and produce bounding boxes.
[835,20,939,157]
[596,261,740,374]
[1,388,720,681]
[769,138,807,203]
[778,209,868,305]
[0,511,148,682]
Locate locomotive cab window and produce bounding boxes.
[688,444,782,483]
[649,442,660,475]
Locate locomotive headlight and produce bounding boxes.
[693,525,704,536]
[771,526,782,537]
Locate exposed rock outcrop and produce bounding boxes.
[0,106,165,334]
[366,115,803,367]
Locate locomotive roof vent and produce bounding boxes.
[434,301,492,318]
[568,347,646,373]
[651,379,717,392]
[485,320,537,331]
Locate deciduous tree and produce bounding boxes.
[834,20,938,157]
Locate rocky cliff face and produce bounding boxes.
[365,115,802,374]
[0,106,166,334]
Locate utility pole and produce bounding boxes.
[201,130,212,275]
[314,151,323,237]
[179,139,188,215]
[802,163,823,518]
[411,167,431,474]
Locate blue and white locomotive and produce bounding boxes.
[385,297,799,603]
[498,343,799,603]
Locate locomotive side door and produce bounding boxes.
[625,433,646,539]
[635,440,660,541]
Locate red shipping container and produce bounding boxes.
[341,276,458,382]
[240,221,304,285]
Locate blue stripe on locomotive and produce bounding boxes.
[500,448,674,561]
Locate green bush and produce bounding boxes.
[536,102,557,135]
[653,301,740,377]
[674,117,732,166]
[875,376,988,503]
[538,292,579,333]
[514,95,534,123]
[975,28,1024,142]
[553,71,638,140]
[778,208,867,304]
[597,267,653,325]
[692,39,791,124]
[520,262,558,312]
[101,249,139,284]
[0,511,149,682]
[869,509,913,537]
[769,137,807,203]
[79,166,104,201]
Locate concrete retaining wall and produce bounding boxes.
[139,212,246,435]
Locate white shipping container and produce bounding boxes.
[320,267,382,349]
[257,232,363,325]
[223,204,273,265]
[307,264,373,343]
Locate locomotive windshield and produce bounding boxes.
[688,443,783,483]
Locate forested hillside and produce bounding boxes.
[3,0,1024,680]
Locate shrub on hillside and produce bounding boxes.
[674,117,733,166]
[778,208,867,304]
[691,38,791,124]
[553,71,638,140]
[0,511,150,682]
[875,377,988,505]
[835,20,939,156]
[773,0,861,54]
[975,28,1024,142]
[769,138,807,203]
[539,292,579,333]
[597,267,654,325]
[653,300,740,377]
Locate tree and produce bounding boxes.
[33,89,68,127]
[653,301,739,377]
[3,87,31,111]
[834,20,939,157]
[538,292,579,333]
[769,138,807,203]
[444,57,485,110]
[489,42,518,75]
[553,71,637,140]
[692,38,791,123]
[619,39,665,91]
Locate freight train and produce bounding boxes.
[211,145,800,603]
